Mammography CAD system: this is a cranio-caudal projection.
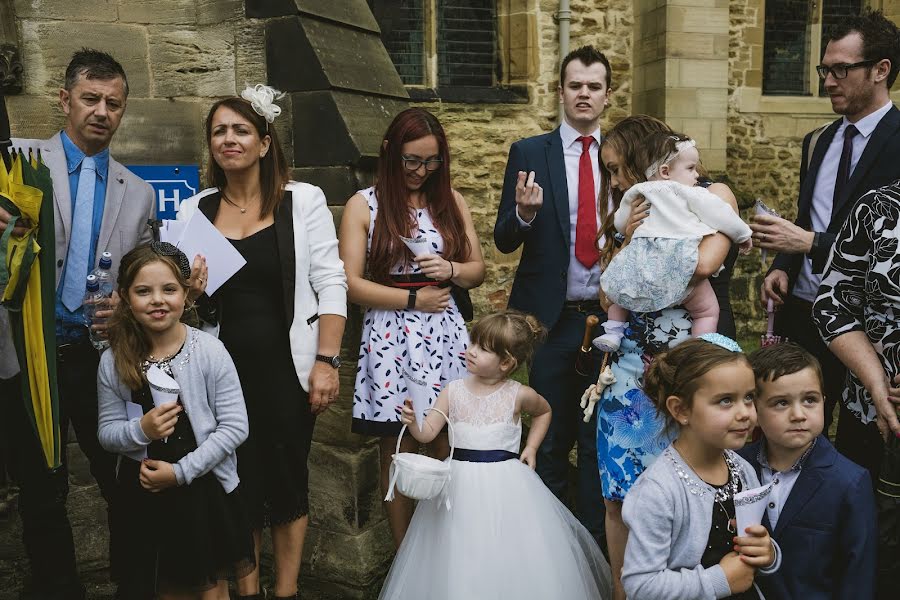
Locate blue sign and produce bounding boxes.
[127,165,201,221]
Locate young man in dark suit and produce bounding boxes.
[494,46,611,546]
[740,344,876,600]
[753,9,900,474]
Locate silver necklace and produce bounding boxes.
[669,447,740,533]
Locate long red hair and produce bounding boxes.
[369,108,470,283]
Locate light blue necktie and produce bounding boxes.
[61,155,96,311]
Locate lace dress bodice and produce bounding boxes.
[448,379,522,453]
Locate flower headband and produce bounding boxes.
[150,241,191,280]
[645,137,697,180]
[240,84,284,125]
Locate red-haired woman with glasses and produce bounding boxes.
[339,108,485,546]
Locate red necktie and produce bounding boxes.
[575,135,599,268]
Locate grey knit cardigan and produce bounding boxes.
[97,326,248,493]
[622,444,782,600]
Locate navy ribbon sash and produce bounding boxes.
[453,449,519,463]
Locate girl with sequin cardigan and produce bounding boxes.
[621,336,781,600]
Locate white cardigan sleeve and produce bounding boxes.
[682,186,752,243]
[297,185,348,318]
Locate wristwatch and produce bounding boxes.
[407,288,417,310]
[315,354,342,369]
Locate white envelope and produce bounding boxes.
[734,481,775,536]
[401,235,434,259]
[175,210,247,295]
[402,367,431,431]
[146,364,180,408]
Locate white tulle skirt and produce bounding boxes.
[379,458,612,600]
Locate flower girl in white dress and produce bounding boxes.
[379,310,612,600]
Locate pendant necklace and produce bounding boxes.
[222,192,252,214]
[671,443,740,533]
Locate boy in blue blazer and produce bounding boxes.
[740,343,877,600]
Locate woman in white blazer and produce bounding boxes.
[176,87,347,600]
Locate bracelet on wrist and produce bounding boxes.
[407,288,417,310]
[448,261,455,281]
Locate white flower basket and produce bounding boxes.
[384,408,455,509]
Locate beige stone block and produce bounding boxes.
[640,59,667,91]
[663,88,700,118]
[20,20,151,96]
[13,0,116,21]
[710,118,727,150]
[109,98,205,165]
[763,116,799,139]
[677,58,727,88]
[666,6,728,34]
[303,521,393,591]
[307,442,383,535]
[6,94,65,141]
[198,0,243,24]
[149,23,236,97]
[743,26,764,45]
[701,147,726,173]
[235,18,267,92]
[666,32,722,59]
[681,118,711,148]
[744,68,762,89]
[696,88,727,117]
[118,0,196,24]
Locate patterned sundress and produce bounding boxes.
[351,187,469,436]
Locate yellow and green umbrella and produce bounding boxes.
[0,149,61,469]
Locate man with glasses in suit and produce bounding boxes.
[753,9,900,478]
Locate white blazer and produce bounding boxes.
[177,181,347,391]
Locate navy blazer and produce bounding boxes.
[771,105,900,286]
[494,128,576,328]
[738,436,877,600]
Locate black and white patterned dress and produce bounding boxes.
[813,185,900,424]
[351,187,469,436]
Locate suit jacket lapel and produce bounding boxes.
[274,191,295,326]
[834,105,900,217]
[41,133,73,245]
[773,440,833,537]
[545,129,571,247]
[97,159,128,256]
[797,119,840,225]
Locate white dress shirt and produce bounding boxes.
[793,100,894,301]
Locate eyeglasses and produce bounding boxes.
[401,155,443,172]
[816,60,878,80]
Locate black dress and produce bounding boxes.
[215,224,315,528]
[700,480,760,600]
[117,369,255,598]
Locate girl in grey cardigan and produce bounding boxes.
[97,243,253,599]
[621,336,781,600]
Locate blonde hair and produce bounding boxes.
[643,339,750,426]
[108,246,190,390]
[469,310,546,372]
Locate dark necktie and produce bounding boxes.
[575,136,598,268]
[833,124,859,211]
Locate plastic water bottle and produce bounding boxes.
[83,274,109,351]
[92,251,114,298]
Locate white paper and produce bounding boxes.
[146,364,180,408]
[124,401,148,461]
[158,220,186,245]
[734,481,774,536]
[402,367,431,431]
[175,210,247,295]
[401,235,434,259]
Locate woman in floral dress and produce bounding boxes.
[594,115,739,600]
[339,108,485,547]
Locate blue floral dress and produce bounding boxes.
[597,308,691,501]
[351,187,469,436]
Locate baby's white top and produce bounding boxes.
[615,180,752,243]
